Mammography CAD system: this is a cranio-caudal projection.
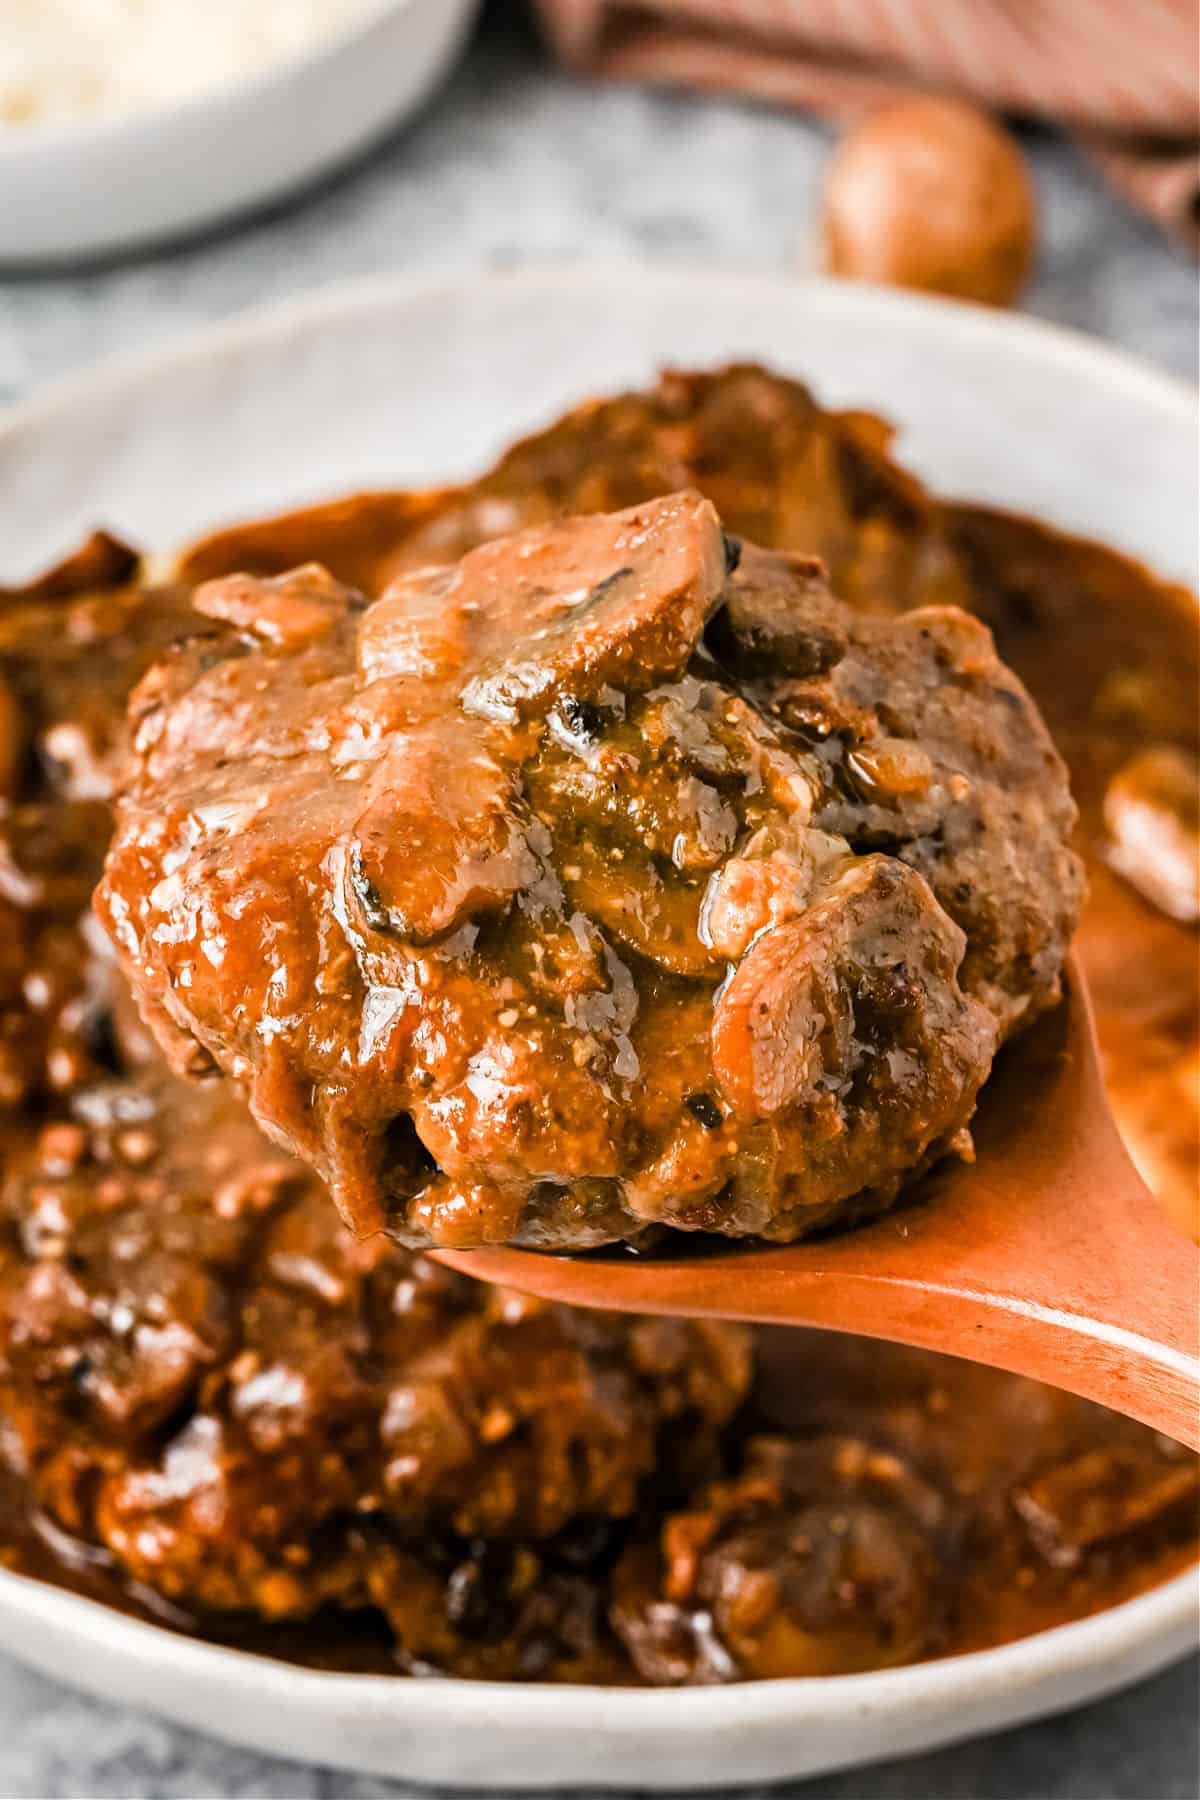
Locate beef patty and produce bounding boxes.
[98,496,1081,1248]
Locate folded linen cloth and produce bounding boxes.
[534,0,1200,250]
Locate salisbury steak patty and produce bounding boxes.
[178,362,972,617]
[0,539,209,1113]
[0,1071,748,1676]
[98,494,1082,1249]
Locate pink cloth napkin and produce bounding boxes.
[535,0,1200,251]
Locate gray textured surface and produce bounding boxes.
[0,9,1196,1798]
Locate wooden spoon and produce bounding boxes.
[440,956,1200,1450]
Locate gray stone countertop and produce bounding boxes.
[0,9,1196,1798]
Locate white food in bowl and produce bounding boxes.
[0,0,391,128]
[0,0,478,263]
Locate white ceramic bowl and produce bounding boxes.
[0,267,1196,1787]
[0,0,478,265]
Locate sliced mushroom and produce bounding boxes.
[342,719,542,949]
[459,491,727,722]
[711,855,988,1123]
[706,549,848,677]
[1104,746,1200,924]
[612,1433,951,1681]
[194,565,358,651]
[1014,1441,1200,1568]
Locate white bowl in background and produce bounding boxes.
[0,0,478,265]
[0,266,1196,1787]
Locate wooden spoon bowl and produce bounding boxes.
[440,956,1200,1449]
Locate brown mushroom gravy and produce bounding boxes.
[1,363,1196,1684]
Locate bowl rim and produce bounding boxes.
[1,262,1193,454]
[0,1553,1195,1723]
[0,0,433,155]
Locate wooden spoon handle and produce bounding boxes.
[447,1209,1199,1450]
[442,964,1199,1448]
[897,959,1200,1447]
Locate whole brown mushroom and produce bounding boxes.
[822,95,1036,307]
